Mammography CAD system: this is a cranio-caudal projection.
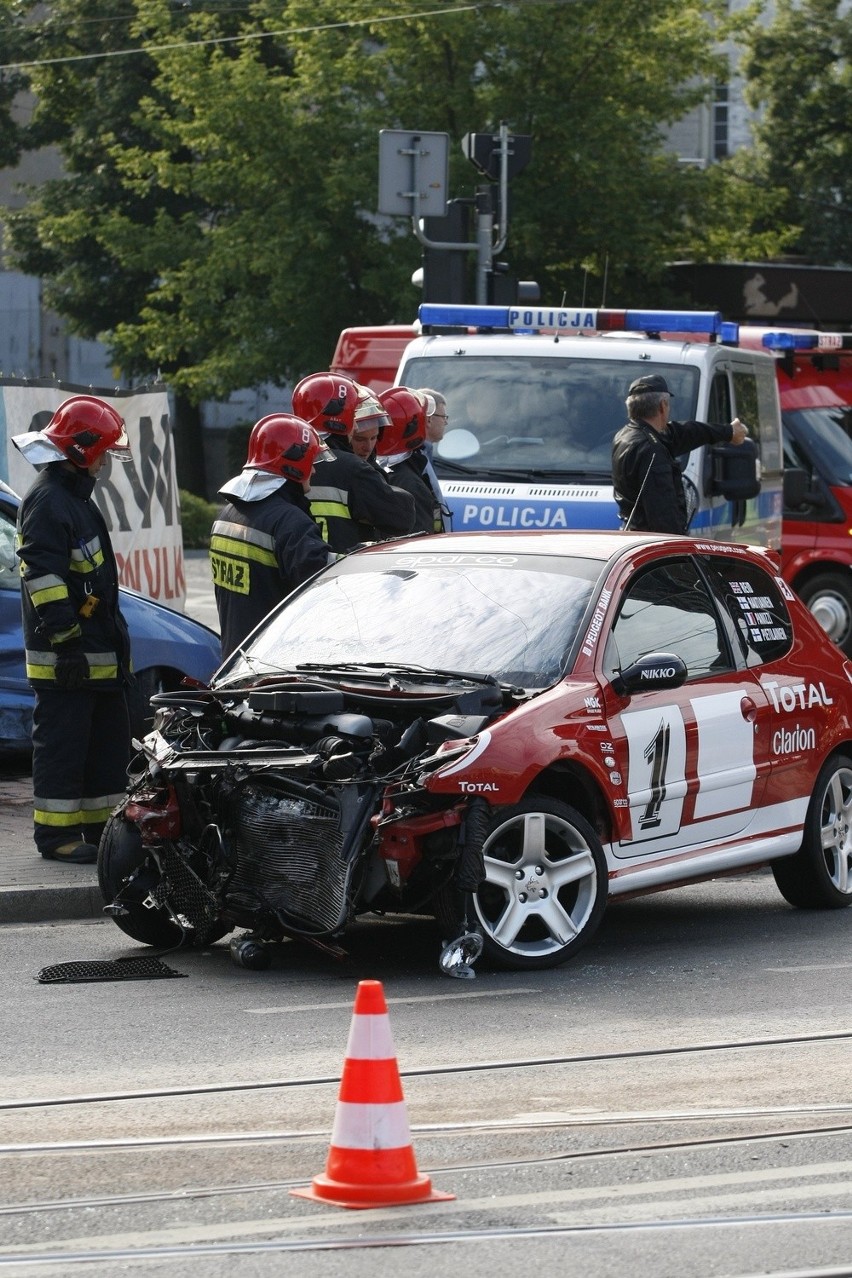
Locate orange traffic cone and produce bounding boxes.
[290,979,455,1209]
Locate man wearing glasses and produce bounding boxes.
[417,388,452,532]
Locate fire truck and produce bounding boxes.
[737,326,852,654]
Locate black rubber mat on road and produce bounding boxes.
[36,957,187,983]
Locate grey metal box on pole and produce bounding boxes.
[378,130,450,218]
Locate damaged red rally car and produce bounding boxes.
[99,531,852,978]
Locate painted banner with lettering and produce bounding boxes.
[0,379,185,609]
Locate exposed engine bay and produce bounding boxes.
[100,668,516,978]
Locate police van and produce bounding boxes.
[390,302,782,547]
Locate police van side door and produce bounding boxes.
[730,356,784,549]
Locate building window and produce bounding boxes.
[713,81,729,160]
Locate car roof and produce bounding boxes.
[362,529,756,563]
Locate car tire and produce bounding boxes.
[98,811,229,948]
[797,573,852,656]
[472,796,608,970]
[772,753,852,909]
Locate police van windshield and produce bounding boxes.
[401,355,701,476]
[784,406,852,486]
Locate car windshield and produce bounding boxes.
[219,550,604,689]
[400,355,700,475]
[783,405,852,485]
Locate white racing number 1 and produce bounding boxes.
[620,691,757,845]
[640,718,671,829]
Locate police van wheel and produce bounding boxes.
[772,754,852,909]
[798,573,852,655]
[472,797,608,970]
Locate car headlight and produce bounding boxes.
[418,730,492,780]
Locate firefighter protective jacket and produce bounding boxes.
[307,436,415,551]
[383,450,443,535]
[210,482,333,660]
[611,417,734,534]
[16,463,131,689]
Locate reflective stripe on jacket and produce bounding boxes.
[210,482,333,660]
[307,437,415,550]
[16,464,131,689]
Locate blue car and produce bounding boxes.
[0,480,222,750]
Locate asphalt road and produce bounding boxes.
[3,871,852,1275]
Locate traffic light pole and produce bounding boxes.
[395,122,531,303]
[474,189,494,304]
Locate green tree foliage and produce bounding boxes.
[731,0,852,264]
[3,0,745,405]
[0,1,31,170]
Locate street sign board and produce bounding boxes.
[378,129,449,218]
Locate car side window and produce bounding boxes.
[0,507,20,593]
[708,371,732,424]
[698,554,793,666]
[605,557,731,680]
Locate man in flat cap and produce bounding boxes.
[611,373,748,534]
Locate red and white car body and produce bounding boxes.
[102,530,852,975]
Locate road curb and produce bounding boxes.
[0,884,105,925]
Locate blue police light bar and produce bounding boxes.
[762,331,852,351]
[418,303,723,335]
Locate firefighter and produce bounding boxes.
[292,372,414,549]
[210,413,335,660]
[377,387,445,535]
[12,396,134,863]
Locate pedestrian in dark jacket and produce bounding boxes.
[13,396,133,863]
[292,373,414,550]
[210,413,335,660]
[415,387,453,531]
[611,374,749,534]
[377,387,444,536]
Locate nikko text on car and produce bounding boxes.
[100,530,852,978]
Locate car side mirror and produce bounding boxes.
[709,437,761,500]
[611,651,688,697]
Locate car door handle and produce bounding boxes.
[741,696,758,723]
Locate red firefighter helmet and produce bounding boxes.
[376,387,428,456]
[291,373,358,438]
[245,413,326,484]
[42,395,130,468]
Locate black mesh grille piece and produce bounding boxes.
[37,958,186,984]
[226,778,349,933]
[154,842,222,942]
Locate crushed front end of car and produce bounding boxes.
[99,669,509,977]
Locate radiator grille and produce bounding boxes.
[226,778,349,933]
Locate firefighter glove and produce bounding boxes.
[55,647,89,691]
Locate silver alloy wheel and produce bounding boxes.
[819,765,852,894]
[474,801,605,966]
